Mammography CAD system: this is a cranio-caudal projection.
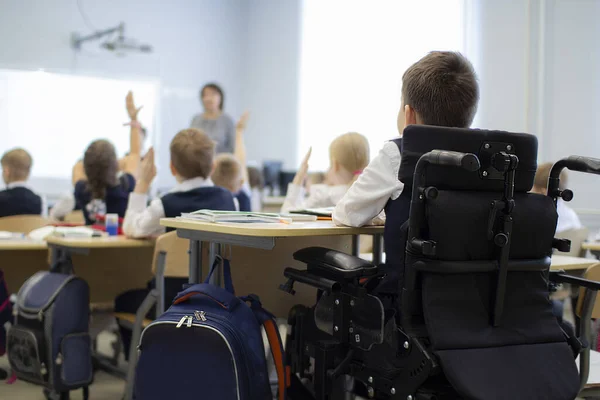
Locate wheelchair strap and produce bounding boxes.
[242,295,289,400]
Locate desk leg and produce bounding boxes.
[372,234,383,265]
[351,235,360,257]
[188,240,203,284]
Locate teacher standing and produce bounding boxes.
[191,83,246,154]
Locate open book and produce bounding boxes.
[180,210,293,224]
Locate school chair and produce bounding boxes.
[555,227,590,257]
[117,231,189,400]
[576,263,600,398]
[63,210,85,224]
[0,215,49,233]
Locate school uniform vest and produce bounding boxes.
[380,138,410,294]
[235,191,252,212]
[161,186,236,231]
[0,187,42,218]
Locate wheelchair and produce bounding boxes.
[280,125,600,400]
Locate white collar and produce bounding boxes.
[6,181,29,189]
[168,177,213,194]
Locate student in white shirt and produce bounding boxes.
[531,162,583,233]
[281,132,370,213]
[333,51,480,227]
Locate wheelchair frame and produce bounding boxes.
[281,151,600,400]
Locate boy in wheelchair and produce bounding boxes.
[280,52,600,400]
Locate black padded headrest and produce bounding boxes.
[399,125,538,192]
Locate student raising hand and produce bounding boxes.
[236,111,250,132]
[292,147,312,186]
[126,91,143,121]
[134,148,157,194]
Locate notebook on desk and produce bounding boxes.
[179,210,318,224]
[289,207,334,219]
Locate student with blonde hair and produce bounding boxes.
[0,147,46,217]
[281,132,370,213]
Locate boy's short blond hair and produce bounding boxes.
[1,148,33,181]
[170,128,215,179]
[212,153,243,193]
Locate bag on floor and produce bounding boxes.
[135,256,288,399]
[7,271,92,396]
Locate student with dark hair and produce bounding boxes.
[190,82,249,153]
[333,51,480,227]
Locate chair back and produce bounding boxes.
[152,231,190,278]
[63,211,85,224]
[0,215,49,234]
[576,263,600,319]
[555,228,589,257]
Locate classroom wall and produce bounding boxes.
[0,0,246,195]
[240,0,302,171]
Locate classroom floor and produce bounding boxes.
[0,330,125,400]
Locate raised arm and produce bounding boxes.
[122,91,143,176]
[234,111,250,185]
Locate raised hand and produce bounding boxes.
[126,91,143,121]
[236,111,250,132]
[292,147,312,186]
[134,147,157,194]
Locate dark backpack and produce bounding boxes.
[7,271,92,397]
[135,257,288,399]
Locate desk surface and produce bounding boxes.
[262,196,285,206]
[45,235,154,249]
[160,218,384,237]
[0,239,47,251]
[551,255,597,271]
[583,242,600,251]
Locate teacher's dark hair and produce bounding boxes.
[200,83,224,110]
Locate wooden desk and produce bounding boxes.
[46,235,155,303]
[0,239,49,292]
[551,255,598,271]
[0,239,47,251]
[160,218,384,316]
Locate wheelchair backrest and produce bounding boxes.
[397,126,559,333]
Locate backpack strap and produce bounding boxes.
[242,295,289,400]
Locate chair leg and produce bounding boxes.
[123,289,158,400]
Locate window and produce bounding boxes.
[298,0,465,170]
[0,69,158,196]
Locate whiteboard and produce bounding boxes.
[0,69,158,196]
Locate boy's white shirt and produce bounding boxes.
[123,177,213,238]
[333,141,403,227]
[6,181,48,217]
[281,183,349,213]
[556,199,582,233]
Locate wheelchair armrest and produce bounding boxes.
[293,247,378,281]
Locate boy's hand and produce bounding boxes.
[236,111,250,131]
[292,147,312,186]
[134,147,156,194]
[126,91,143,121]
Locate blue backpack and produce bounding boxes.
[135,257,288,399]
[7,271,92,398]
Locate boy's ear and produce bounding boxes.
[333,160,341,172]
[404,104,418,126]
[169,161,177,177]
